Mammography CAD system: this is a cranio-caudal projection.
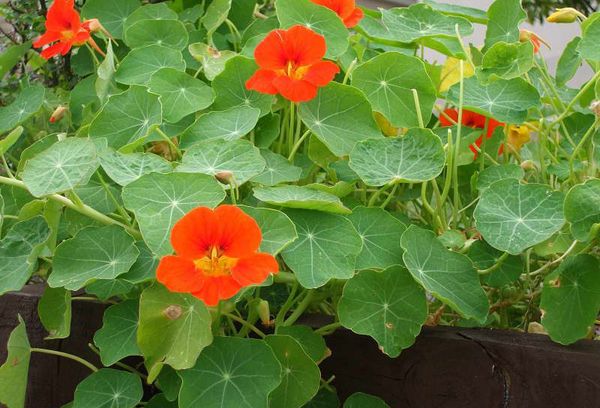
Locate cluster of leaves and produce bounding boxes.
[0,0,599,407]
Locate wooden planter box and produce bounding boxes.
[2,285,600,408]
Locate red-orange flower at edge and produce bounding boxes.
[310,0,364,28]
[440,109,505,158]
[157,205,279,307]
[33,0,91,59]
[246,25,340,103]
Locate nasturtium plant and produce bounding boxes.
[1,0,600,406]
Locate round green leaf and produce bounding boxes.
[339,266,427,357]
[124,3,178,31]
[483,0,526,50]
[276,0,349,58]
[479,41,534,82]
[347,206,407,270]
[178,139,265,185]
[0,317,30,408]
[99,149,172,186]
[447,77,540,124]
[344,393,389,408]
[22,138,98,197]
[300,82,383,157]
[49,225,139,290]
[178,337,282,408]
[281,209,363,288]
[122,172,225,256]
[379,3,473,43]
[148,68,214,123]
[476,163,524,192]
[82,0,141,39]
[89,86,162,149]
[94,300,140,367]
[564,179,600,242]
[474,179,565,255]
[541,255,600,345]
[73,368,143,408]
[468,241,523,287]
[274,326,327,363]
[0,85,44,134]
[352,52,436,129]
[239,206,298,255]
[349,128,445,186]
[124,19,189,50]
[265,335,320,408]
[401,226,489,323]
[38,287,71,340]
[254,185,351,214]
[251,150,302,186]
[180,106,260,148]
[212,56,274,115]
[138,283,213,380]
[115,45,185,86]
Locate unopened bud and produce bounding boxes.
[49,106,67,123]
[508,125,531,151]
[519,29,549,53]
[591,101,600,117]
[520,160,536,171]
[547,8,585,23]
[163,305,183,320]
[215,171,234,185]
[82,18,113,39]
[256,300,272,327]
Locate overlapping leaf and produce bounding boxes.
[115,45,186,86]
[0,317,30,408]
[94,300,140,366]
[99,149,172,186]
[564,179,600,241]
[254,186,350,214]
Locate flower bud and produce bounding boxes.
[519,29,549,53]
[49,106,67,123]
[256,299,273,327]
[520,160,536,171]
[215,171,234,185]
[547,8,585,23]
[591,101,600,118]
[82,18,113,40]
[508,125,531,151]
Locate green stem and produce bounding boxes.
[30,348,98,372]
[0,176,141,239]
[223,312,266,338]
[342,58,358,85]
[315,321,342,335]
[283,290,315,326]
[275,281,298,326]
[153,127,182,159]
[569,118,599,183]
[368,183,394,207]
[477,252,509,275]
[379,183,399,209]
[288,129,311,162]
[96,171,132,225]
[552,70,600,125]
[452,60,465,228]
[411,89,425,128]
[272,271,297,284]
[1,155,14,178]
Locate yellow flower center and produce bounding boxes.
[194,246,238,277]
[284,61,310,80]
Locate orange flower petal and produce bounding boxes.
[191,276,242,306]
[232,253,279,286]
[246,69,279,94]
[156,256,205,293]
[303,61,340,87]
[273,76,318,102]
[254,29,288,70]
[40,42,70,59]
[170,207,217,259]
[213,205,262,258]
[283,25,327,66]
[33,31,62,48]
[343,7,364,28]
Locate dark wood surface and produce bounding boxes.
[2,286,600,408]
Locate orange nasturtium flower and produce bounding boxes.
[440,109,504,159]
[157,205,279,306]
[246,25,340,103]
[310,0,364,28]
[519,29,549,54]
[33,0,92,59]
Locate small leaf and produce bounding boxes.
[474,179,565,255]
[564,179,600,242]
[274,326,327,363]
[99,149,172,186]
[124,19,189,50]
[251,150,302,186]
[49,225,140,290]
[138,283,213,380]
[401,226,489,322]
[89,86,162,149]
[0,126,24,156]
[82,0,141,39]
[38,287,71,340]
[0,85,45,134]
[304,389,341,408]
[352,52,437,129]
[0,42,32,79]
[115,45,185,86]
[178,337,282,408]
[266,335,321,408]
[347,206,407,270]
[178,139,265,185]
[276,0,349,58]
[72,368,143,408]
[122,172,225,256]
[349,128,445,186]
[541,255,600,345]
[180,106,260,148]
[339,266,427,357]
[300,82,383,156]
[478,41,534,82]
[188,43,236,81]
[254,186,351,214]
[93,300,140,366]
[95,42,117,103]
[22,138,98,198]
[281,209,363,288]
[483,0,526,50]
[0,316,31,408]
[556,37,582,86]
[344,393,390,408]
[239,206,298,255]
[0,217,50,296]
